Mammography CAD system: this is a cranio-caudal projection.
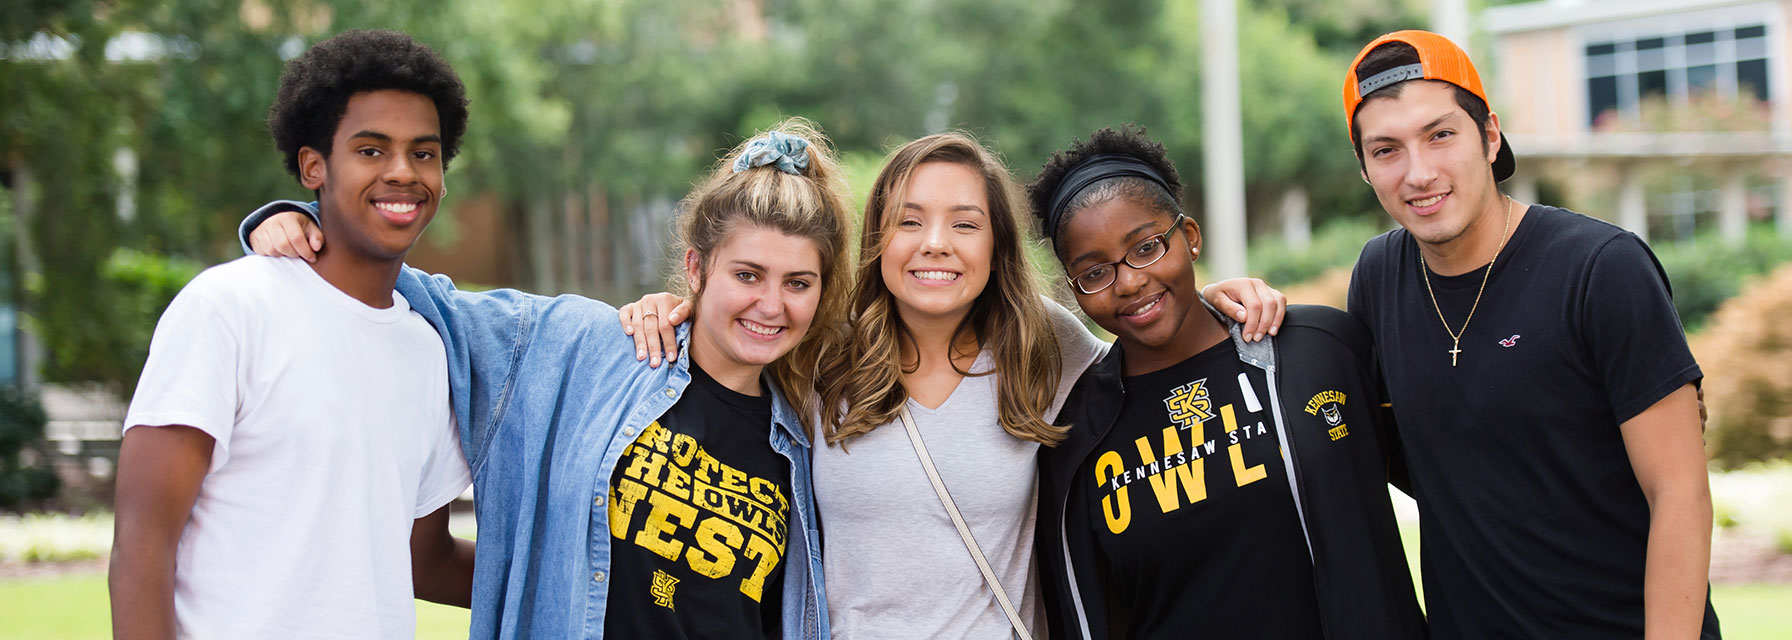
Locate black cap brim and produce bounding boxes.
[1494,132,1515,182]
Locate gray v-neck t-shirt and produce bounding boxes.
[813,298,1105,639]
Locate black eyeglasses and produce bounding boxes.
[1066,213,1185,295]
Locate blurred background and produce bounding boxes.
[3,0,1790,637]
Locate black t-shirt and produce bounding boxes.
[1078,339,1323,638]
[605,362,792,640]
[1348,205,1718,638]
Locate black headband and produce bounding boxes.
[1044,154,1175,241]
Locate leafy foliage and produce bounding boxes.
[1654,226,1792,332]
[1,0,1424,392]
[0,386,56,510]
[1247,216,1387,286]
[1690,264,1792,468]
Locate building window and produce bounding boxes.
[1584,24,1771,127]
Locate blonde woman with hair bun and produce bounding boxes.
[241,118,853,638]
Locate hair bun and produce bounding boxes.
[731,130,811,175]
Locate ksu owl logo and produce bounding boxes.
[1163,379,1216,431]
[651,569,679,610]
[1304,390,1349,441]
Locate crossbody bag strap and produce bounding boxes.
[898,405,1035,640]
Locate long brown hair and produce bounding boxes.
[818,133,1066,446]
[674,118,854,436]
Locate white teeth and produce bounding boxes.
[1127,298,1160,317]
[741,320,780,336]
[1409,194,1444,208]
[375,202,418,214]
[913,270,959,281]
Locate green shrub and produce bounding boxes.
[1248,217,1387,286]
[0,387,57,511]
[1693,272,1792,467]
[1652,226,1792,332]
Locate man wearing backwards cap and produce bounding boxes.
[1342,31,1720,638]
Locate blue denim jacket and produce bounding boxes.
[240,201,829,639]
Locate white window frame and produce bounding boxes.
[1574,1,1784,127]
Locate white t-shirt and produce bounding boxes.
[123,256,471,639]
[813,297,1105,639]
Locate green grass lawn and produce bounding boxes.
[0,573,470,639]
[1,570,1784,638]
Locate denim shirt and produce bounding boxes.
[239,201,829,639]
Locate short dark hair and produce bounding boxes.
[1025,125,1184,250]
[268,29,469,181]
[1350,41,1490,163]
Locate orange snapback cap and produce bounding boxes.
[1342,30,1514,182]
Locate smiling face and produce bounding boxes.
[1058,196,1214,371]
[684,225,824,393]
[1355,80,1505,251]
[877,161,995,328]
[299,89,444,262]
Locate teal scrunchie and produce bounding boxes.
[732,130,811,175]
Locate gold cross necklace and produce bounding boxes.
[1419,195,1514,367]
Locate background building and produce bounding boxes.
[1486,0,1792,242]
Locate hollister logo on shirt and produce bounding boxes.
[1303,390,1349,441]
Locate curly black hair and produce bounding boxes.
[268,29,469,181]
[1025,125,1184,249]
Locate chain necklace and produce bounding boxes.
[1419,195,1514,367]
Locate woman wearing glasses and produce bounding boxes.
[1026,127,1426,640]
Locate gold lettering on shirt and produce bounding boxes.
[1223,405,1268,486]
[740,534,780,601]
[636,491,696,560]
[1092,395,1284,535]
[1303,389,1350,442]
[607,420,790,602]
[1094,450,1131,534]
[687,518,742,578]
[1134,427,1205,513]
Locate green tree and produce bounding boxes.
[3,0,1424,396]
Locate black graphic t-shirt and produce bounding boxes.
[605,362,791,639]
[1081,339,1322,638]
[1349,206,1717,638]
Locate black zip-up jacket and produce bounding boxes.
[1037,304,1426,640]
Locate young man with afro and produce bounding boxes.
[109,29,476,639]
